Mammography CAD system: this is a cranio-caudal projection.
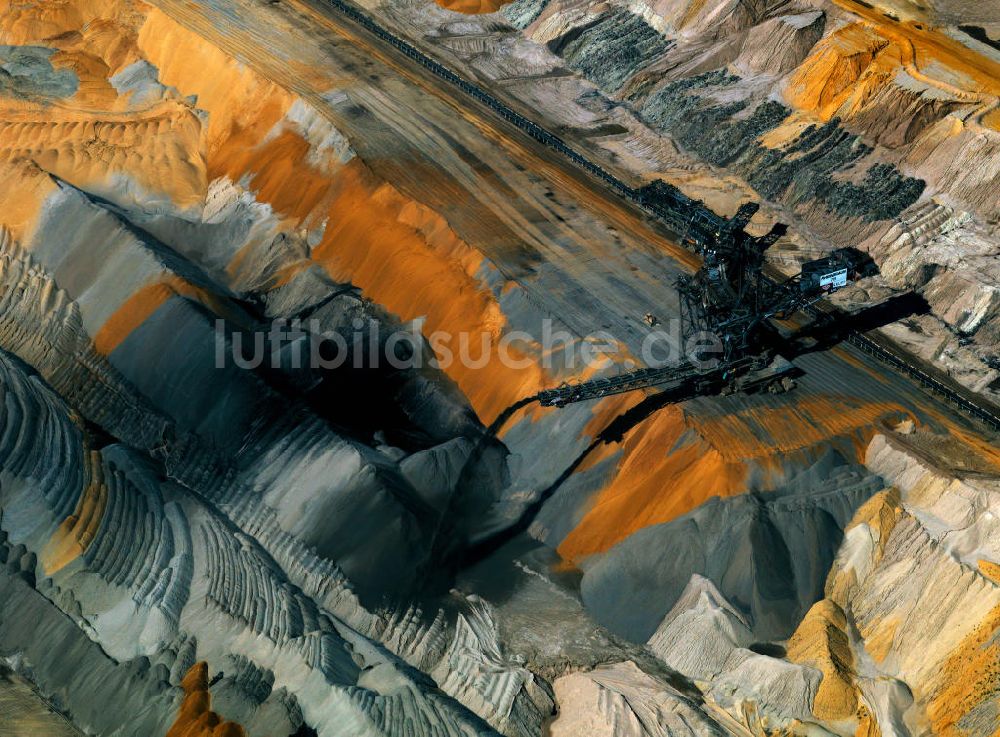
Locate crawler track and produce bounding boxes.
[318,0,1000,432]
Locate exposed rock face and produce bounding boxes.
[581,453,884,642]
[803,427,1000,735]
[500,0,550,29]
[646,574,755,679]
[870,203,1000,394]
[645,575,823,730]
[547,9,674,93]
[631,427,1000,735]
[736,11,827,76]
[547,661,726,737]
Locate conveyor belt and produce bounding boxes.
[533,364,702,408]
[485,357,788,435]
[485,362,707,435]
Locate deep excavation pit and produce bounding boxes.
[1,0,1000,736]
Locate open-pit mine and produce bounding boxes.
[1,0,1000,735]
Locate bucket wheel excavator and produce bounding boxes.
[520,184,878,414]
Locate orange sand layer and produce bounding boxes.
[0,1,550,424]
[132,0,705,433]
[433,0,511,14]
[234,144,549,424]
[42,450,105,575]
[0,1,208,207]
[312,160,547,423]
[0,0,145,70]
[833,0,1000,99]
[786,600,859,721]
[688,396,911,461]
[927,603,1000,737]
[787,2,1000,130]
[558,395,912,563]
[0,102,206,211]
[785,23,898,121]
[0,162,61,243]
[137,8,295,166]
[133,7,549,424]
[167,663,246,737]
[557,406,746,563]
[983,108,1000,131]
[92,275,248,355]
[944,424,1000,475]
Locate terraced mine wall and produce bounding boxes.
[636,72,926,222]
[0,534,181,736]
[318,0,1000,433]
[0,341,511,736]
[499,0,549,29]
[545,9,674,93]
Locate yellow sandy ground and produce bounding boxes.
[433,0,511,14]
[166,663,246,737]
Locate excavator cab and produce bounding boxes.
[798,247,876,295]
